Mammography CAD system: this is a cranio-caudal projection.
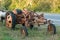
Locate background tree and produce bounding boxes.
[0,0,60,13]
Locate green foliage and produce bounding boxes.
[0,0,12,10]
[0,0,60,13]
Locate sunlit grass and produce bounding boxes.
[0,22,60,40]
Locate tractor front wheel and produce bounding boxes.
[21,25,28,37]
[47,24,56,34]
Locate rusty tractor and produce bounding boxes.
[5,9,56,36]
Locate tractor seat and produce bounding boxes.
[13,9,22,15]
[16,9,22,14]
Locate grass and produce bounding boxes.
[0,22,60,40]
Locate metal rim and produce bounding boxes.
[48,25,54,34]
[6,14,12,28]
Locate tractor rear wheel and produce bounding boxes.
[6,11,16,29]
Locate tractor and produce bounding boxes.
[5,9,56,37]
